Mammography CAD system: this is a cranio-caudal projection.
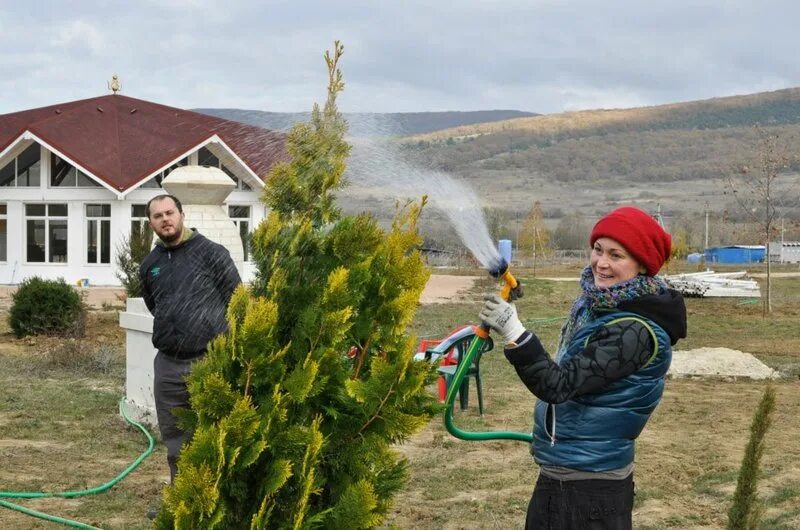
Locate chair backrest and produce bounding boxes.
[434,327,494,368]
[413,326,494,365]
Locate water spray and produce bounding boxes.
[343,127,533,443]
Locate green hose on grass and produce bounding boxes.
[443,330,533,443]
[0,398,155,529]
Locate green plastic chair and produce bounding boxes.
[431,327,494,415]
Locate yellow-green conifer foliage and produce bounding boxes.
[155,41,438,529]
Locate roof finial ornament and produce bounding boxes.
[108,74,121,94]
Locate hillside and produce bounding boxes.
[208,90,800,250]
[329,88,800,251]
[193,108,537,136]
[410,87,800,141]
[393,88,800,226]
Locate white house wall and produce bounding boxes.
[1,144,267,286]
[2,195,266,286]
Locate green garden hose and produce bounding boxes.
[0,398,155,529]
[443,331,533,443]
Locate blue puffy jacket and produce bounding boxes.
[532,311,671,471]
[504,289,686,472]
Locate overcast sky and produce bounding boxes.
[2,1,798,115]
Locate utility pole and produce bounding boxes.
[655,203,664,228]
[780,218,785,264]
[704,202,709,251]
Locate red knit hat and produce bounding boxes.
[589,206,672,276]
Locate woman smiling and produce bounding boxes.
[480,206,687,530]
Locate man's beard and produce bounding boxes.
[156,224,183,245]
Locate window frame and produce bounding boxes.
[131,204,149,234]
[198,146,251,190]
[24,202,69,264]
[0,203,6,263]
[0,144,41,188]
[85,203,111,265]
[49,153,102,188]
[228,204,252,262]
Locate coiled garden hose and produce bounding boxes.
[0,398,155,529]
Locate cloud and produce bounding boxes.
[51,19,107,56]
[2,1,800,114]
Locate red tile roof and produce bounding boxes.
[0,94,288,192]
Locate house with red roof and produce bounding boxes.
[0,93,287,286]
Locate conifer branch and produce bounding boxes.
[352,334,373,380]
[244,361,253,397]
[358,382,397,435]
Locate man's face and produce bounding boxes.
[148,197,185,245]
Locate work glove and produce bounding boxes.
[479,294,526,345]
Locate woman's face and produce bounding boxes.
[590,237,645,288]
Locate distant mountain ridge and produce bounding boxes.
[192,108,538,136]
[410,87,800,141]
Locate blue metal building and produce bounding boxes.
[704,245,765,264]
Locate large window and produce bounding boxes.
[86,204,111,264]
[228,205,251,261]
[140,157,189,188]
[25,203,68,263]
[131,204,149,233]
[50,154,101,187]
[199,147,251,190]
[0,144,41,187]
[0,204,6,262]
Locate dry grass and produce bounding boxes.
[0,272,799,528]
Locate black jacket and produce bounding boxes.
[139,230,241,357]
[506,289,687,403]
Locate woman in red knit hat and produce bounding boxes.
[480,206,687,530]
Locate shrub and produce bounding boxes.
[155,41,438,529]
[116,223,154,298]
[8,277,86,338]
[727,384,777,530]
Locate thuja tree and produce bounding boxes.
[155,41,438,529]
[727,384,777,530]
[115,223,153,298]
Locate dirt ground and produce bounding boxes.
[419,274,482,304]
[0,274,798,529]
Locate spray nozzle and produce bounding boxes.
[488,257,509,279]
[486,257,523,302]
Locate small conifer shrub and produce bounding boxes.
[155,42,439,529]
[115,223,153,298]
[9,277,86,338]
[727,384,777,530]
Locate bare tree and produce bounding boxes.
[724,127,790,315]
[519,200,552,276]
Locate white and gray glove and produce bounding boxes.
[479,294,526,345]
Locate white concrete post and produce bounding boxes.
[119,297,158,426]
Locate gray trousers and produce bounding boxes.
[153,351,200,483]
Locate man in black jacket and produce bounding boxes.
[139,194,241,482]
